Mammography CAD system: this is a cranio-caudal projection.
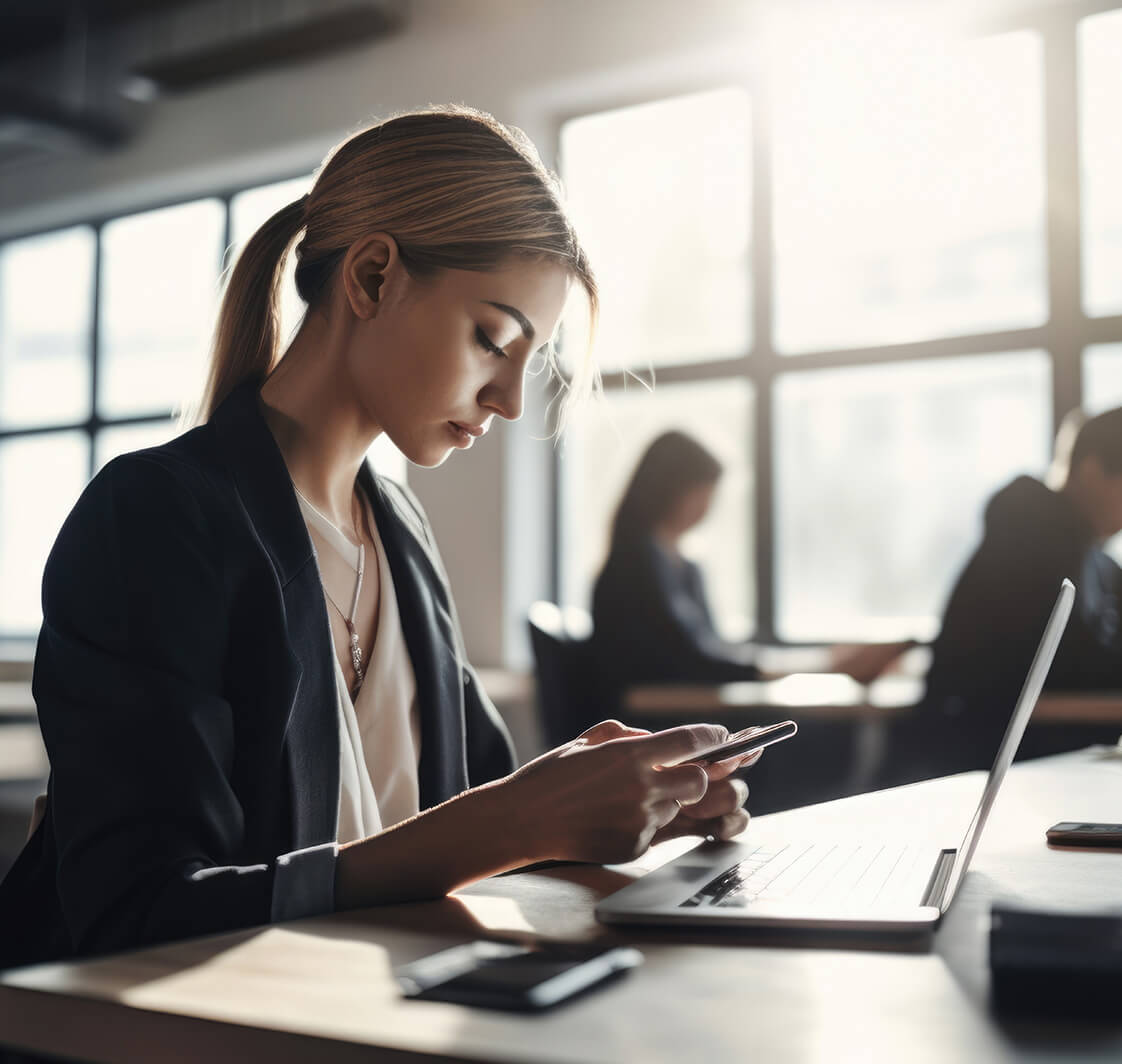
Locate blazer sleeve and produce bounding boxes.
[34,453,336,958]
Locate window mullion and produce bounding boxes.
[752,78,776,643]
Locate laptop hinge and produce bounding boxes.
[922,849,957,910]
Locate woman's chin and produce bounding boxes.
[403,442,455,469]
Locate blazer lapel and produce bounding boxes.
[211,381,340,848]
[362,466,469,807]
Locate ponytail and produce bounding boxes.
[198,195,307,422]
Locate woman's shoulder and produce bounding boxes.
[63,422,231,553]
[96,422,230,505]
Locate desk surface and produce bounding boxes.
[624,673,922,719]
[2,748,1120,1063]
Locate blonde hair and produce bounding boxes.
[198,105,598,426]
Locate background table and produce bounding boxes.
[2,747,1120,1063]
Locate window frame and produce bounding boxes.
[0,172,311,642]
[553,1,1122,644]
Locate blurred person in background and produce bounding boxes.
[590,430,912,704]
[913,405,1122,773]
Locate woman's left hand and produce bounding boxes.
[587,722,759,845]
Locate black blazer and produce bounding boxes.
[0,380,515,969]
[590,533,759,696]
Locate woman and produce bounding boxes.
[591,431,911,697]
[0,107,754,969]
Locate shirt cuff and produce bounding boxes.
[271,841,339,922]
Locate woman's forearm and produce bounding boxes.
[333,777,538,911]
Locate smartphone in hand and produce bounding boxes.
[665,719,798,767]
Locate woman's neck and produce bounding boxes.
[651,524,683,555]
[259,314,382,530]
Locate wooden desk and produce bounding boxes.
[1035,692,1122,724]
[625,676,1122,727]
[624,674,922,795]
[2,748,1120,1063]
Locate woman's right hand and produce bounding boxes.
[502,720,732,865]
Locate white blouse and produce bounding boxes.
[295,487,422,844]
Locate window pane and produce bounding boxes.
[99,199,225,418]
[230,175,312,350]
[562,379,754,638]
[773,31,1046,353]
[1080,10,1122,317]
[1083,343,1122,415]
[0,227,93,428]
[561,88,751,374]
[0,432,89,634]
[95,420,178,472]
[775,352,1051,641]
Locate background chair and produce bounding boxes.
[527,601,604,750]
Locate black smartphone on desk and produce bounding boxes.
[395,941,643,1011]
[1046,821,1122,848]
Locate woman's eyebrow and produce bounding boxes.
[481,300,535,341]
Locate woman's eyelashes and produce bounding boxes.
[474,325,509,359]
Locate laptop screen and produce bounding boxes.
[940,578,1075,908]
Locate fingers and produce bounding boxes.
[704,748,763,780]
[653,763,710,806]
[652,808,751,845]
[684,776,748,820]
[629,723,730,767]
[710,808,751,840]
[650,797,685,831]
[575,719,651,745]
[650,776,750,848]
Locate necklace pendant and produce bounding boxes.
[349,630,364,683]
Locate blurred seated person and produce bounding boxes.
[899,406,1122,781]
[590,431,910,702]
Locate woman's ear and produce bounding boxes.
[341,232,400,320]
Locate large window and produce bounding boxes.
[561,10,1122,645]
[0,174,405,640]
[1079,8,1122,318]
[561,88,752,375]
[772,32,1046,353]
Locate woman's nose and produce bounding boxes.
[480,366,524,422]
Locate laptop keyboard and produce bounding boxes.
[680,842,924,909]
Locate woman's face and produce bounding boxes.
[348,251,571,467]
[667,480,718,539]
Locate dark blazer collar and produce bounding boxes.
[210,378,471,809]
[211,377,316,587]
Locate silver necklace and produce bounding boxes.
[293,484,366,687]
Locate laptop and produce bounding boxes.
[596,579,1075,945]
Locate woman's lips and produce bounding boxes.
[448,421,482,447]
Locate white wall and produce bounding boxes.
[0,0,762,665]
